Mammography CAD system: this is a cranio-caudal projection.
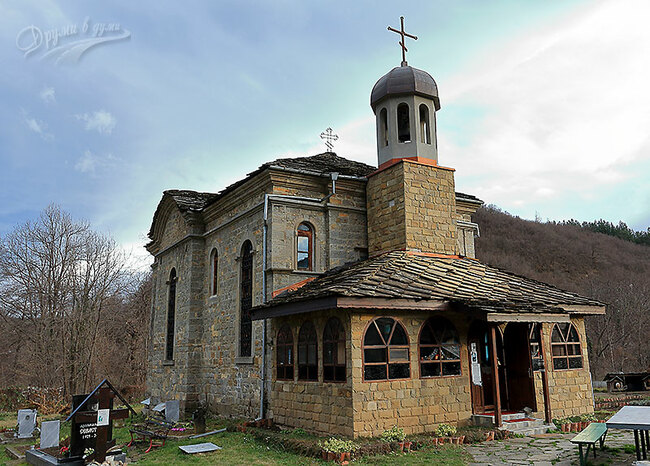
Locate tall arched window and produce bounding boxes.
[380,108,388,147]
[298,321,318,380]
[529,323,544,371]
[276,325,294,380]
[551,323,583,370]
[323,317,346,382]
[397,103,411,143]
[239,241,253,357]
[165,268,177,361]
[363,317,410,381]
[297,223,313,271]
[419,318,461,377]
[419,104,431,144]
[210,249,218,296]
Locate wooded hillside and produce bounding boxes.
[474,206,650,379]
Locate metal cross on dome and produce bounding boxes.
[320,127,339,152]
[388,16,418,66]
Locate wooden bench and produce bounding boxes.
[571,422,608,466]
[127,415,174,453]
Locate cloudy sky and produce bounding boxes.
[1,0,649,268]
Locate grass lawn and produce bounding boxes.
[1,413,470,466]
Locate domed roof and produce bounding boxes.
[370,65,440,111]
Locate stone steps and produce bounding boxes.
[471,412,554,436]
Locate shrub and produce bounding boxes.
[318,437,357,453]
[435,423,457,437]
[380,425,406,443]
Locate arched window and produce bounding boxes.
[165,268,177,361]
[363,317,410,381]
[419,318,461,377]
[380,108,388,147]
[239,241,253,357]
[397,103,411,143]
[297,223,313,271]
[323,317,346,382]
[210,249,218,296]
[419,104,431,144]
[298,321,318,380]
[529,323,544,371]
[276,325,294,380]
[551,323,583,370]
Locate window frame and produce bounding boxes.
[418,317,462,378]
[165,268,177,361]
[397,102,411,143]
[550,323,583,371]
[210,248,218,296]
[419,103,431,145]
[239,241,253,358]
[362,317,410,382]
[296,223,313,271]
[297,320,318,381]
[276,324,294,381]
[323,317,346,383]
[529,323,545,371]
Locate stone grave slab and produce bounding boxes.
[165,400,180,423]
[152,402,165,412]
[179,442,221,454]
[40,420,60,449]
[17,409,37,438]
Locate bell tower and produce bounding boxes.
[366,17,458,256]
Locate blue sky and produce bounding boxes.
[1,0,649,268]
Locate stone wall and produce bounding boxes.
[350,311,473,438]
[366,160,458,256]
[269,311,354,438]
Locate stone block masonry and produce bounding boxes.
[367,160,458,256]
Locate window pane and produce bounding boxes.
[553,357,568,370]
[421,362,440,377]
[323,343,334,364]
[287,348,292,364]
[337,342,345,364]
[442,361,461,376]
[335,366,346,382]
[552,345,566,356]
[364,324,383,346]
[442,344,460,360]
[297,236,309,252]
[551,326,563,343]
[421,346,440,361]
[324,366,334,381]
[376,318,394,343]
[568,344,581,356]
[278,348,285,365]
[364,348,387,363]
[567,325,580,342]
[420,324,435,344]
[365,365,387,381]
[388,363,410,379]
[298,347,307,364]
[390,323,408,345]
[569,357,583,369]
[532,358,545,371]
[308,344,317,364]
[389,347,409,361]
[298,224,310,231]
[297,253,309,269]
[298,366,307,379]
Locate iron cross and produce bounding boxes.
[320,127,339,152]
[388,16,418,66]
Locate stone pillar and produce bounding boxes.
[366,159,458,256]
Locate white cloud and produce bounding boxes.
[40,87,55,104]
[76,110,116,134]
[22,111,53,141]
[75,150,118,174]
[437,0,650,218]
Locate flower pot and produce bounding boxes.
[560,423,569,432]
[431,437,439,445]
[398,441,405,452]
[571,422,579,432]
[486,431,495,441]
[404,441,412,452]
[327,451,336,461]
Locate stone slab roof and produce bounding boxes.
[253,251,605,317]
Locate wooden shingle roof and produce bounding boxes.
[252,251,605,318]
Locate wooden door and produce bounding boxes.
[468,322,496,413]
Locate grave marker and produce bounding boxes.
[165,400,180,423]
[40,420,60,449]
[17,409,37,438]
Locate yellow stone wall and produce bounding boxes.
[366,160,458,256]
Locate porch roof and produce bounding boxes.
[251,251,606,320]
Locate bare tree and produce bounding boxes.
[0,205,127,395]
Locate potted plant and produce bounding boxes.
[435,423,463,444]
[381,425,411,452]
[318,437,357,463]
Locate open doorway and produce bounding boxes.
[468,321,507,414]
[503,323,537,412]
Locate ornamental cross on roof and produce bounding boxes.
[388,16,418,67]
[320,127,339,152]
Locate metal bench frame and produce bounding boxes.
[127,416,174,453]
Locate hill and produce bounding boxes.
[474,205,650,379]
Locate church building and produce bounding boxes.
[145,22,605,438]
